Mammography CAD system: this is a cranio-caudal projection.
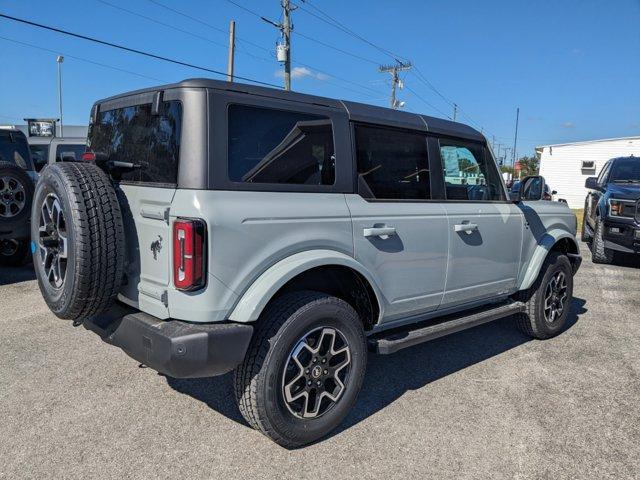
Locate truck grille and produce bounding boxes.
[636,200,640,223]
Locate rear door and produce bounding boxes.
[433,137,523,307]
[88,93,185,318]
[346,123,448,323]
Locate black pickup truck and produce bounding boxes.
[583,156,640,263]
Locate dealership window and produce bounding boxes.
[440,140,504,201]
[227,104,335,185]
[354,124,430,200]
[88,101,182,185]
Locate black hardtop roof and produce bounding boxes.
[94,78,484,141]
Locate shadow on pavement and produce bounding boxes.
[612,252,640,269]
[166,297,587,444]
[0,263,36,286]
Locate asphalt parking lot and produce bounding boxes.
[1,245,639,479]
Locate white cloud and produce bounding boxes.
[274,66,329,81]
[562,122,575,129]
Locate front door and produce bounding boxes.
[435,138,523,307]
[347,124,448,323]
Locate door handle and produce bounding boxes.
[363,226,397,238]
[454,223,479,234]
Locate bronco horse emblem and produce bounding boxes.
[150,235,163,260]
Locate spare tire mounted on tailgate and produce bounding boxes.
[32,162,125,320]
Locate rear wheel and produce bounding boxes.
[515,252,573,339]
[590,219,614,264]
[31,163,125,320]
[234,291,367,448]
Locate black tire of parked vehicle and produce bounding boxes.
[514,252,573,339]
[0,239,31,267]
[234,291,367,448]
[0,161,34,228]
[580,201,591,243]
[31,163,125,321]
[590,219,614,264]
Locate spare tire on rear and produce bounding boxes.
[31,162,125,320]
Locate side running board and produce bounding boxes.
[370,301,525,355]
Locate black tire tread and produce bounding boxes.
[233,291,358,447]
[591,219,613,264]
[35,163,125,320]
[514,251,568,339]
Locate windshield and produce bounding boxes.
[0,130,34,170]
[610,158,640,183]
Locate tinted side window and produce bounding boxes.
[0,131,33,170]
[228,105,335,185]
[354,125,430,200]
[597,162,610,185]
[88,101,182,185]
[55,144,86,162]
[440,140,504,201]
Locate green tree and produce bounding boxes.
[517,155,539,177]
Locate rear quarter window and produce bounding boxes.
[88,101,182,186]
[227,104,335,186]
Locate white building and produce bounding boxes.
[537,136,640,209]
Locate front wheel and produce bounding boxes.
[234,291,367,448]
[591,219,614,264]
[515,252,574,339]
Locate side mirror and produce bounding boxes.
[585,177,598,190]
[517,175,546,201]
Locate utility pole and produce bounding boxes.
[453,103,458,121]
[512,106,520,167]
[262,1,295,90]
[227,20,235,82]
[282,0,291,90]
[56,55,64,137]
[378,60,411,109]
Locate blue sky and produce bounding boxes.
[1,0,638,157]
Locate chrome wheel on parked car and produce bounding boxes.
[0,175,26,219]
[37,193,68,289]
[282,326,352,419]
[543,270,568,323]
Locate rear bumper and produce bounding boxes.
[85,303,253,378]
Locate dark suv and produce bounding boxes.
[0,128,36,266]
[583,156,640,263]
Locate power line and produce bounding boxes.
[295,0,503,137]
[405,85,451,119]
[0,35,166,82]
[146,0,271,55]
[0,13,282,88]
[97,0,229,49]
[295,0,408,62]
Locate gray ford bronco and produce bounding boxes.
[32,79,581,447]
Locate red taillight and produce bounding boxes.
[173,218,206,291]
[81,151,96,162]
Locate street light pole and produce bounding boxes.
[56,55,64,137]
